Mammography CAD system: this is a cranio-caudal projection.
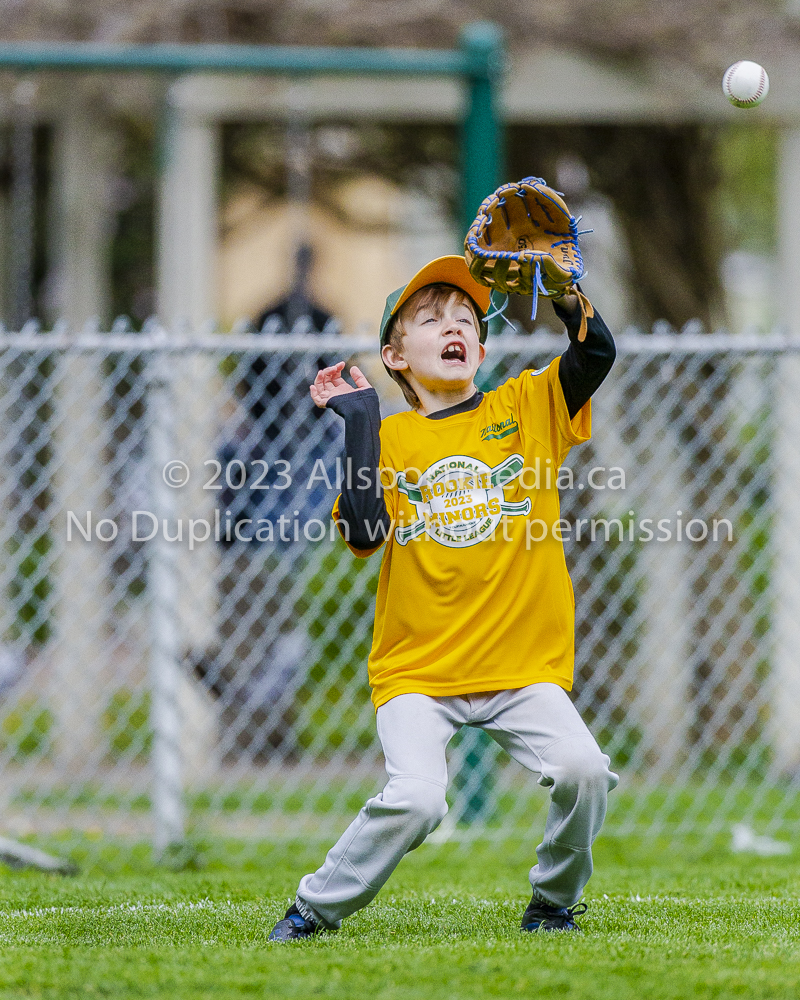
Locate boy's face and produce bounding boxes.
[381,291,485,398]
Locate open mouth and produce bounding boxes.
[441,342,467,364]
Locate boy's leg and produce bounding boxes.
[295,693,462,929]
[478,683,618,908]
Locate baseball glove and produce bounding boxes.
[464,176,594,340]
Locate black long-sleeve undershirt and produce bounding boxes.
[328,305,616,551]
[555,300,616,421]
[327,388,390,549]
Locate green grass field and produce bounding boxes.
[1,836,799,999]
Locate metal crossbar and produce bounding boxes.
[0,330,796,354]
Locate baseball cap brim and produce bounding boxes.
[379,255,492,345]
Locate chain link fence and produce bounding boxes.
[1,322,799,861]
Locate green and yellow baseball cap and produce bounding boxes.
[379,255,493,346]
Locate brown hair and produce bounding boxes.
[384,284,483,410]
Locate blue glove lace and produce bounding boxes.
[484,291,516,331]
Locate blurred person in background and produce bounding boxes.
[193,244,342,761]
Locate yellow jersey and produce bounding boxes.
[334,356,591,709]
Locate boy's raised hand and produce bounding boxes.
[310,362,373,408]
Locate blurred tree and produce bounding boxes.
[29,112,771,336]
[0,125,51,326]
[223,117,734,332]
[0,0,789,74]
[509,124,725,331]
[222,121,458,229]
[108,117,157,323]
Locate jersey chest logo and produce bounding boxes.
[395,453,531,548]
[479,415,519,441]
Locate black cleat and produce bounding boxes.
[520,897,588,932]
[268,903,320,942]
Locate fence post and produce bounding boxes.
[146,351,185,852]
[155,79,220,780]
[48,92,118,775]
[771,125,800,773]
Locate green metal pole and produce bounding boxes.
[455,22,505,826]
[0,41,468,77]
[459,22,505,235]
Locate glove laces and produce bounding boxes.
[484,291,516,332]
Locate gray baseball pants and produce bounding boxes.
[295,682,618,929]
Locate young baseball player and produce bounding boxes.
[269,253,618,940]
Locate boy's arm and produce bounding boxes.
[554,294,617,419]
[310,364,389,553]
[326,389,390,551]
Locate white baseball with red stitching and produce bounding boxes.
[723,61,769,108]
